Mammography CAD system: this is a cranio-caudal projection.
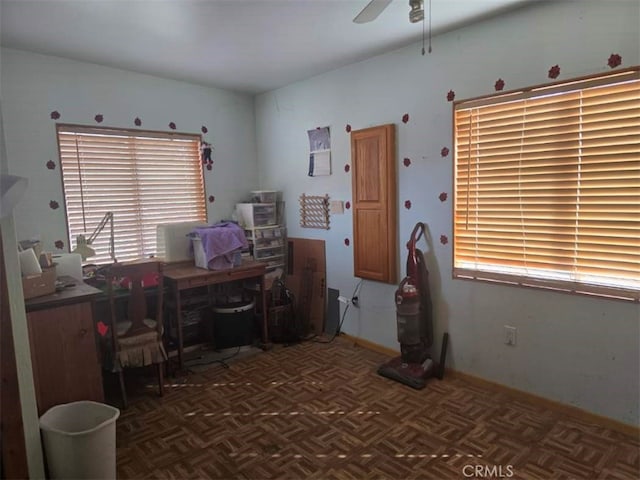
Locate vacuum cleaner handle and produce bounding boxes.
[407,222,426,249]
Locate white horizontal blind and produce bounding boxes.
[454,68,640,302]
[58,125,206,263]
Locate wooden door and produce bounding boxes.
[351,124,397,284]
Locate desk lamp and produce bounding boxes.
[72,211,117,263]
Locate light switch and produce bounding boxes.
[329,200,344,214]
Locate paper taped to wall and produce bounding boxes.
[308,150,331,176]
[307,126,331,176]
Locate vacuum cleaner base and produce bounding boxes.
[378,333,449,389]
[377,356,434,389]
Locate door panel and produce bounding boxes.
[351,124,397,284]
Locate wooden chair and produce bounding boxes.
[106,260,167,408]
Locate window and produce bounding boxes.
[453,67,639,302]
[57,125,206,263]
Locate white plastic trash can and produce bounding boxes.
[39,401,120,479]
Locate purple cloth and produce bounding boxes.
[192,222,248,269]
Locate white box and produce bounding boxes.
[192,237,242,270]
[156,221,206,262]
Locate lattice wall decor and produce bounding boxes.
[299,194,330,229]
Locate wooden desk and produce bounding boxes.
[24,276,104,415]
[163,261,269,369]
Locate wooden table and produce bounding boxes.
[163,261,269,369]
[24,276,104,415]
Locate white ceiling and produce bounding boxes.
[0,0,536,94]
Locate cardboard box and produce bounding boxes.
[22,267,56,300]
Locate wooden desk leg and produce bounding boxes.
[260,273,271,349]
[175,286,184,370]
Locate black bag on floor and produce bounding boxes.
[268,279,300,344]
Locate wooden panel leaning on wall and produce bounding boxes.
[286,238,326,337]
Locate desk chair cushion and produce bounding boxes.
[114,317,167,368]
[117,331,167,369]
[116,318,168,369]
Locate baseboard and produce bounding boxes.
[341,333,399,357]
[340,333,639,438]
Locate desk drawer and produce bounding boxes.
[187,276,212,288]
[183,267,264,288]
[226,267,264,282]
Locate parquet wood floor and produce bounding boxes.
[115,337,639,479]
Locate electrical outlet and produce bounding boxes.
[504,325,517,346]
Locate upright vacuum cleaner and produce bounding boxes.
[377,222,449,389]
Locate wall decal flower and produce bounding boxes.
[495,78,505,91]
[345,201,351,210]
[46,160,56,170]
[404,200,412,210]
[202,125,208,134]
[402,113,410,124]
[447,90,455,102]
[94,114,103,123]
[439,192,448,202]
[208,195,215,203]
[344,238,350,246]
[169,122,176,130]
[441,147,449,158]
[344,164,350,173]
[403,158,411,167]
[134,117,142,126]
[49,200,59,210]
[440,234,448,245]
[50,110,60,120]
[608,53,622,68]
[548,65,560,79]
[206,163,212,171]
[345,124,352,133]
[54,240,64,250]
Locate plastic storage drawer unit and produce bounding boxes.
[236,203,277,228]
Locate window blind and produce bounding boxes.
[454,67,640,302]
[57,125,206,264]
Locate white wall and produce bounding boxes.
[255,0,640,426]
[0,48,258,251]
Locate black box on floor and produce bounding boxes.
[212,300,256,349]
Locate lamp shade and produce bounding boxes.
[71,234,96,260]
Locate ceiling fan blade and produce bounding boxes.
[353,0,393,24]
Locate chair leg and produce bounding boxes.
[118,370,128,409]
[157,362,164,397]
